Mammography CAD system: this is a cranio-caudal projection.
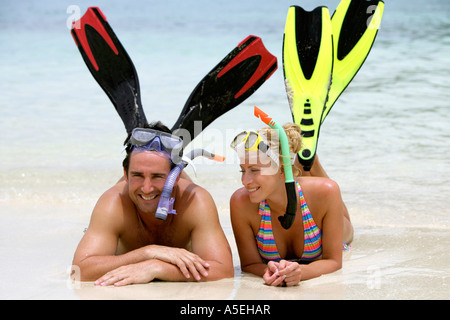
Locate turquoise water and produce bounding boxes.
[2,0,448,226]
[0,0,449,300]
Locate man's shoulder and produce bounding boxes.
[175,178,216,214]
[177,178,210,198]
[93,181,132,220]
[97,181,127,203]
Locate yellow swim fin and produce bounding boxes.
[324,0,385,121]
[283,6,333,171]
[283,1,384,171]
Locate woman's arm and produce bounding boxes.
[299,178,344,280]
[230,189,269,276]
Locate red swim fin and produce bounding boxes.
[71,9,277,143]
[71,7,147,134]
[171,35,277,147]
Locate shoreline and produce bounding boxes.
[0,202,448,300]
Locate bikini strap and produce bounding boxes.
[258,200,271,217]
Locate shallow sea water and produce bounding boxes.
[0,0,449,300]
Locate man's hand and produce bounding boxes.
[94,260,158,286]
[147,245,210,281]
[94,246,212,286]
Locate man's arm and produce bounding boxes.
[72,189,151,281]
[93,186,234,286]
[188,186,234,281]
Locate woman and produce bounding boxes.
[230,123,353,286]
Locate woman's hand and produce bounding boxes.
[263,261,285,286]
[278,260,302,286]
[263,260,301,287]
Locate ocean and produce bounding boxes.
[0,0,449,300]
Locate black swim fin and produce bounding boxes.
[71,9,277,144]
[71,7,147,134]
[171,35,277,147]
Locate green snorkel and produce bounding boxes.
[254,106,297,229]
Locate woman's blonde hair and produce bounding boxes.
[259,123,302,176]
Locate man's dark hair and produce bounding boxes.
[122,121,174,174]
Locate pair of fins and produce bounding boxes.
[283,0,385,170]
[70,7,277,148]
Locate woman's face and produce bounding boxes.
[239,152,283,203]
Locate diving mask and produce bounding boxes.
[127,128,183,163]
[230,130,279,166]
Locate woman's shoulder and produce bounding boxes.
[230,187,259,212]
[231,186,250,202]
[297,176,341,200]
[230,188,260,230]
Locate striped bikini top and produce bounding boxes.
[256,181,322,263]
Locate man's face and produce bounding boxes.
[125,151,172,215]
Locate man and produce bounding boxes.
[72,122,233,286]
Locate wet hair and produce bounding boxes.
[122,121,175,174]
[258,123,303,176]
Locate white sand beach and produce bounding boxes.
[1,0,449,302]
[1,177,448,300]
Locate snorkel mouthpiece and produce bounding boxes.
[278,181,297,229]
[254,106,297,229]
[155,164,182,220]
[155,149,225,220]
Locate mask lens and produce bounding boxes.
[160,134,182,150]
[131,129,157,145]
[245,132,259,150]
[230,131,249,149]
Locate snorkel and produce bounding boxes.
[254,106,297,229]
[155,149,225,220]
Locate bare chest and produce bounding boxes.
[116,216,191,254]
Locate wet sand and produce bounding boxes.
[1,202,448,300]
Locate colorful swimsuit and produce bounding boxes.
[256,181,322,263]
